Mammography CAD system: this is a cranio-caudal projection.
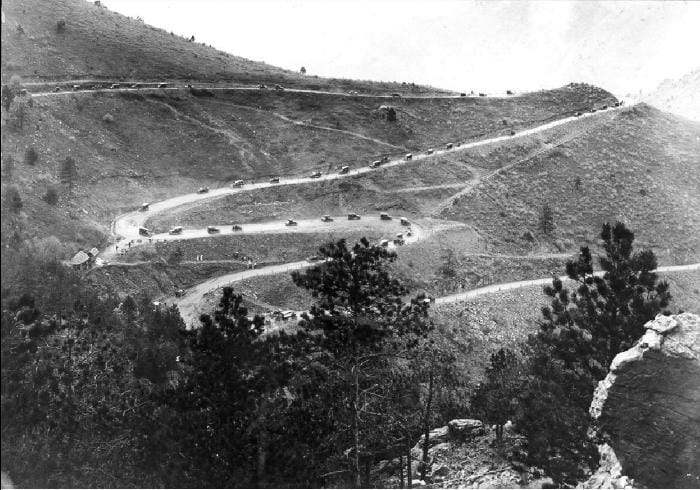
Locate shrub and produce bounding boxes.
[56,19,66,33]
[25,147,38,166]
[102,113,114,123]
[4,186,23,213]
[43,186,59,205]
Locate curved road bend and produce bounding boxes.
[434,263,700,306]
[174,262,700,327]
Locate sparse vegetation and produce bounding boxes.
[4,185,23,213]
[24,147,38,166]
[42,186,59,205]
[56,18,67,33]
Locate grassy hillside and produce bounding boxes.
[441,104,700,264]
[0,0,445,94]
[0,83,616,252]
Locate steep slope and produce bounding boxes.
[0,84,616,251]
[0,0,444,94]
[441,104,700,264]
[643,68,700,121]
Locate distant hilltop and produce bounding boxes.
[642,68,700,121]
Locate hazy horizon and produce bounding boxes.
[93,1,700,96]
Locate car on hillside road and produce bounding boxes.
[400,217,410,226]
[110,84,120,89]
[380,239,390,247]
[321,215,333,222]
[391,93,401,98]
[158,83,168,88]
[54,86,61,92]
[72,85,81,91]
[310,171,322,178]
[169,227,183,235]
[426,148,434,155]
[509,130,516,136]
[575,112,582,117]
[347,213,361,221]
[405,153,413,160]
[285,219,298,226]
[506,90,514,95]
[275,84,284,91]
[140,202,150,211]
[380,213,392,220]
[207,226,220,234]
[369,160,381,169]
[479,93,487,97]
[446,143,453,149]
[175,289,186,298]
[231,224,243,231]
[139,227,151,237]
[340,166,350,174]
[382,156,389,163]
[197,187,209,194]
[269,177,280,183]
[460,93,467,97]
[233,180,245,187]
[306,255,322,263]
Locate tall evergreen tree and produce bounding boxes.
[292,238,433,488]
[470,348,522,444]
[59,156,78,194]
[539,202,555,235]
[517,222,671,485]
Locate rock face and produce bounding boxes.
[588,313,700,488]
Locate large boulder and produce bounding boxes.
[448,418,485,441]
[587,313,700,488]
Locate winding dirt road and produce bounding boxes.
[101,104,626,260]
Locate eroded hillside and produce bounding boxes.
[441,104,700,264]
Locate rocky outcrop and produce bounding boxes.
[587,313,700,488]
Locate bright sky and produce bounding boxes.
[102,0,700,96]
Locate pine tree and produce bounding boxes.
[291,238,433,487]
[516,222,671,485]
[59,156,78,193]
[539,202,555,235]
[470,348,522,444]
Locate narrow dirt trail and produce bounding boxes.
[215,99,407,150]
[431,109,620,215]
[144,98,263,171]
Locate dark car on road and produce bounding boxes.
[347,213,361,220]
[207,226,220,234]
[310,171,322,178]
[285,219,298,226]
[198,187,209,194]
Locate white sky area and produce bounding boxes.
[101,0,700,96]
